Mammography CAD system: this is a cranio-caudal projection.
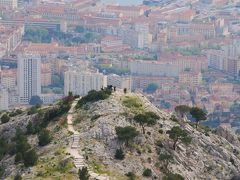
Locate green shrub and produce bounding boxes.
[163,172,184,180]
[15,109,23,115]
[122,96,143,110]
[158,129,163,134]
[14,128,31,154]
[1,114,10,124]
[0,166,5,178]
[0,138,9,160]
[14,174,22,180]
[143,168,152,177]
[27,106,38,115]
[125,172,136,180]
[15,152,23,164]
[114,148,125,160]
[78,166,90,180]
[26,121,35,135]
[23,149,38,167]
[76,89,111,108]
[38,129,52,146]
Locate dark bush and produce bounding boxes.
[0,138,9,160]
[15,152,23,164]
[0,166,5,178]
[76,89,112,108]
[143,168,152,177]
[125,172,136,180]
[78,166,90,180]
[23,149,38,167]
[38,129,52,146]
[115,148,125,160]
[163,172,184,180]
[26,121,35,135]
[1,114,10,124]
[14,174,22,180]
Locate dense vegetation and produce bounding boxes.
[24,28,101,45]
[76,89,112,108]
[144,83,159,93]
[168,44,221,56]
[78,167,90,180]
[134,111,159,134]
[1,114,10,124]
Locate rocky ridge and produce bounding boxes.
[0,91,240,179]
[72,91,240,179]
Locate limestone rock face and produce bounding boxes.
[74,92,240,179]
[215,125,240,146]
[1,92,240,179]
[0,114,37,141]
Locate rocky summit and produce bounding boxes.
[0,91,240,180]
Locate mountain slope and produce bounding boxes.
[72,91,240,179]
[0,91,240,179]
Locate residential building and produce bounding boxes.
[130,60,179,77]
[107,74,131,91]
[205,49,227,71]
[17,53,41,104]
[0,24,24,56]
[101,35,130,52]
[0,86,8,111]
[0,0,17,8]
[41,63,52,87]
[135,23,152,49]
[0,68,17,91]
[40,94,64,104]
[131,76,175,90]
[64,71,107,96]
[179,71,202,87]
[105,5,144,18]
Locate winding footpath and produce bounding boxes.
[66,99,109,180]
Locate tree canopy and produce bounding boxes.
[115,126,139,146]
[144,83,158,93]
[1,114,10,124]
[134,111,159,134]
[190,107,207,128]
[167,126,192,150]
[29,96,43,106]
[38,129,52,146]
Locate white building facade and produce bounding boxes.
[17,53,41,104]
[64,71,107,96]
[0,0,17,8]
[0,86,8,111]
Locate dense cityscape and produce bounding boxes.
[0,0,240,179]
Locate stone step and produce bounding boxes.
[74,163,85,166]
[75,157,84,160]
[75,164,85,168]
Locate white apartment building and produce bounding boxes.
[206,49,227,71]
[130,60,179,77]
[17,53,41,104]
[0,0,17,8]
[179,72,202,87]
[135,23,152,49]
[0,86,8,111]
[64,71,107,96]
[107,74,131,91]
